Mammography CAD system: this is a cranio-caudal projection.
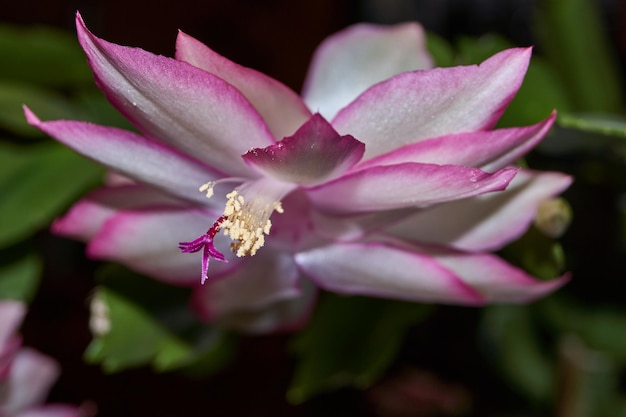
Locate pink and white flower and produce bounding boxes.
[0,301,84,417]
[26,13,571,333]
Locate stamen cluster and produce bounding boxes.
[219,190,284,257]
[178,183,285,283]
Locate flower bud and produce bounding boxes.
[534,197,573,238]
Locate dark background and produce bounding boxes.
[3,1,624,93]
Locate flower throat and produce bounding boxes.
[179,180,287,283]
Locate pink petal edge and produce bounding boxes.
[87,207,236,285]
[387,169,573,251]
[75,12,273,177]
[307,163,518,213]
[176,31,311,139]
[25,107,217,205]
[295,241,485,305]
[303,22,433,120]
[333,47,533,160]
[243,114,365,185]
[356,111,556,171]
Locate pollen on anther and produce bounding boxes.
[216,189,283,258]
[199,182,215,198]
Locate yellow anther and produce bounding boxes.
[199,182,215,198]
[217,189,282,257]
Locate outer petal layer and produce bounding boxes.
[295,241,483,304]
[3,348,59,416]
[425,245,570,303]
[75,13,273,177]
[193,251,313,334]
[333,48,532,159]
[52,185,187,242]
[307,163,517,213]
[16,405,85,417]
[176,31,311,139]
[303,22,433,120]
[25,110,216,205]
[194,253,316,334]
[357,112,556,171]
[243,114,364,186]
[0,301,26,347]
[208,280,316,334]
[387,170,573,251]
[295,240,567,305]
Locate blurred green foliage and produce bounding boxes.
[288,294,432,403]
[0,25,92,88]
[535,0,622,113]
[0,142,103,248]
[0,251,41,302]
[85,265,235,374]
[0,23,109,309]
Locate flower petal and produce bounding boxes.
[422,245,569,303]
[25,109,216,205]
[208,279,316,334]
[15,405,85,417]
[302,22,433,120]
[358,112,556,171]
[295,241,484,304]
[0,301,26,347]
[333,48,532,159]
[4,348,59,415]
[193,253,316,334]
[243,114,364,185]
[52,185,187,241]
[176,31,311,139]
[387,170,573,251]
[307,163,518,213]
[193,251,303,331]
[87,207,238,285]
[296,240,567,305]
[75,13,274,176]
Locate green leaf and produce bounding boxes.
[558,113,626,138]
[534,0,622,112]
[0,251,41,302]
[85,288,177,371]
[288,294,432,403]
[0,141,32,178]
[0,81,85,137]
[85,265,234,373]
[481,305,556,402]
[0,24,91,88]
[0,142,104,248]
